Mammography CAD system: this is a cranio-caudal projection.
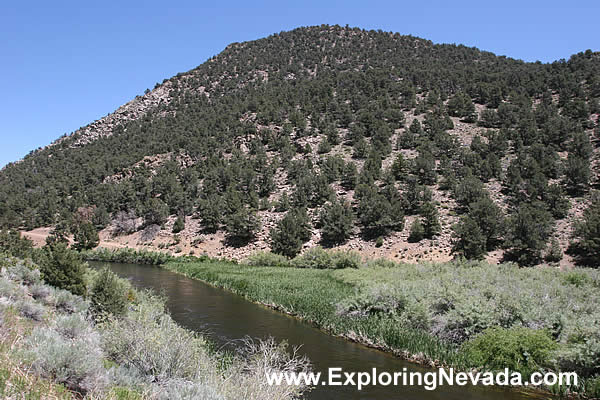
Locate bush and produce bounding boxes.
[155,380,223,400]
[101,294,208,382]
[244,251,290,268]
[40,243,87,296]
[330,251,363,269]
[15,299,45,321]
[408,219,424,242]
[90,267,129,319]
[462,327,557,378]
[24,326,107,394]
[291,247,333,269]
[50,288,89,314]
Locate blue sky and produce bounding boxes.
[1,0,598,168]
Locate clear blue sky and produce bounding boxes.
[1,0,598,168]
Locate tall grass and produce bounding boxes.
[81,247,174,265]
[164,257,600,396]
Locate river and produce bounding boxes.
[94,261,548,400]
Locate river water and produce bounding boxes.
[94,261,548,400]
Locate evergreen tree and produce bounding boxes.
[568,195,600,265]
[90,267,128,319]
[341,162,358,190]
[452,216,487,259]
[408,219,425,243]
[198,196,222,233]
[73,221,99,251]
[544,237,563,264]
[319,199,354,245]
[225,206,261,243]
[144,198,169,227]
[467,197,505,249]
[172,215,185,234]
[270,208,311,257]
[504,203,554,266]
[40,242,86,296]
[420,202,441,238]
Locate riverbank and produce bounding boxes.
[0,254,311,400]
[160,254,600,398]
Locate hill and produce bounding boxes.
[2,25,599,266]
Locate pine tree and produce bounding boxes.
[172,215,185,234]
[73,221,99,251]
[270,208,312,257]
[568,195,600,265]
[452,216,487,259]
[198,196,221,233]
[408,219,425,243]
[319,199,354,245]
[225,206,261,243]
[40,242,86,296]
[90,267,128,319]
[420,202,441,238]
[504,202,554,266]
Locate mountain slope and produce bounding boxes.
[2,25,599,265]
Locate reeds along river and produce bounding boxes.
[94,261,549,400]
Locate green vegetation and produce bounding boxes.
[0,26,597,267]
[165,256,600,397]
[0,255,310,400]
[80,247,174,265]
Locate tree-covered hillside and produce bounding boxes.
[1,25,599,266]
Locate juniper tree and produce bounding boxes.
[40,242,86,296]
[504,202,554,266]
[319,199,354,245]
[73,221,99,251]
[270,208,312,257]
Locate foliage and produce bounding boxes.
[90,267,129,319]
[568,195,600,266]
[319,199,354,245]
[73,222,99,251]
[462,327,557,378]
[40,243,87,296]
[81,247,173,265]
[270,208,311,258]
[503,203,554,266]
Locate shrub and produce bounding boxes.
[24,326,107,394]
[291,247,333,269]
[101,294,208,382]
[330,251,362,269]
[154,380,223,400]
[244,251,290,268]
[40,243,87,296]
[337,285,406,318]
[29,283,51,301]
[50,288,89,314]
[90,267,129,319]
[408,219,424,242]
[462,327,557,378]
[15,299,45,321]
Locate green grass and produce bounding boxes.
[164,257,600,397]
[164,259,466,367]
